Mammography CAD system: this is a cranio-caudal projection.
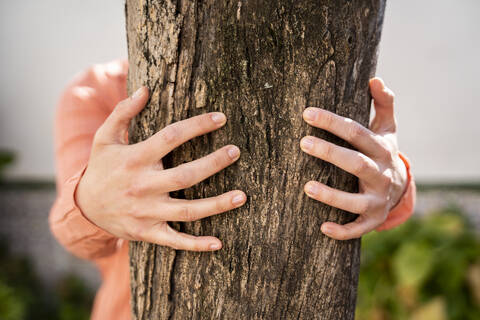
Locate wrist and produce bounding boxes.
[389,152,411,210]
[73,167,98,226]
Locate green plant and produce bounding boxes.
[0,150,15,177]
[0,239,94,320]
[356,207,480,320]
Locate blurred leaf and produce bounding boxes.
[467,262,480,306]
[0,282,25,320]
[358,208,480,320]
[59,303,91,320]
[396,285,418,309]
[0,150,15,175]
[423,210,465,236]
[411,297,447,320]
[0,238,93,320]
[393,242,433,288]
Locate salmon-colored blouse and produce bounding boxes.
[49,59,416,320]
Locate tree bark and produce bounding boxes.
[126,0,386,319]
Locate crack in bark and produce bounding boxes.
[127,1,386,318]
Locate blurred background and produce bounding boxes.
[0,0,479,319]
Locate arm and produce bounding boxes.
[49,63,126,260]
[300,78,416,240]
[50,61,247,260]
[375,152,416,231]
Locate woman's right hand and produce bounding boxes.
[74,87,246,252]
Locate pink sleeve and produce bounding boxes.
[375,152,416,231]
[49,60,128,260]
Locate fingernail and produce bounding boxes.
[211,112,226,124]
[232,193,245,206]
[321,224,333,235]
[301,137,314,151]
[132,87,144,99]
[209,243,221,250]
[376,77,385,88]
[303,108,318,121]
[227,146,240,159]
[305,182,318,195]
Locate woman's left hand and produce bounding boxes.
[300,77,408,240]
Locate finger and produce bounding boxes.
[300,136,379,181]
[145,223,223,251]
[156,145,240,192]
[369,77,397,133]
[137,112,227,162]
[302,107,386,157]
[304,181,372,215]
[320,215,379,240]
[159,190,246,222]
[96,87,149,145]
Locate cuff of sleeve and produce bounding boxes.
[52,164,117,254]
[375,152,416,231]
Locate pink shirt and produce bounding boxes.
[49,59,416,320]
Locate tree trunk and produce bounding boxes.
[126,0,386,319]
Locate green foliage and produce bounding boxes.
[0,281,26,320]
[356,207,480,320]
[1,208,479,319]
[0,150,15,177]
[0,239,93,320]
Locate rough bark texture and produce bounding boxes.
[126,0,386,319]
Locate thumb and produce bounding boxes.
[95,86,149,145]
[369,78,397,133]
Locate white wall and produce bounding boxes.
[0,0,127,180]
[0,0,479,182]
[377,0,480,182]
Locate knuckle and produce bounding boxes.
[379,171,394,188]
[321,142,335,160]
[125,180,149,198]
[322,188,336,205]
[211,152,226,169]
[353,157,370,176]
[339,234,350,241]
[92,126,108,146]
[115,100,128,113]
[196,114,211,130]
[123,153,144,170]
[215,196,229,213]
[178,205,196,221]
[166,239,180,250]
[160,125,180,145]
[356,199,372,215]
[128,223,146,241]
[111,101,130,122]
[347,123,364,141]
[171,166,194,189]
[129,203,147,220]
[342,223,363,239]
[322,112,335,128]
[376,139,393,160]
[382,151,394,163]
[191,241,202,252]
[341,228,359,240]
[380,148,393,162]
[334,230,349,241]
